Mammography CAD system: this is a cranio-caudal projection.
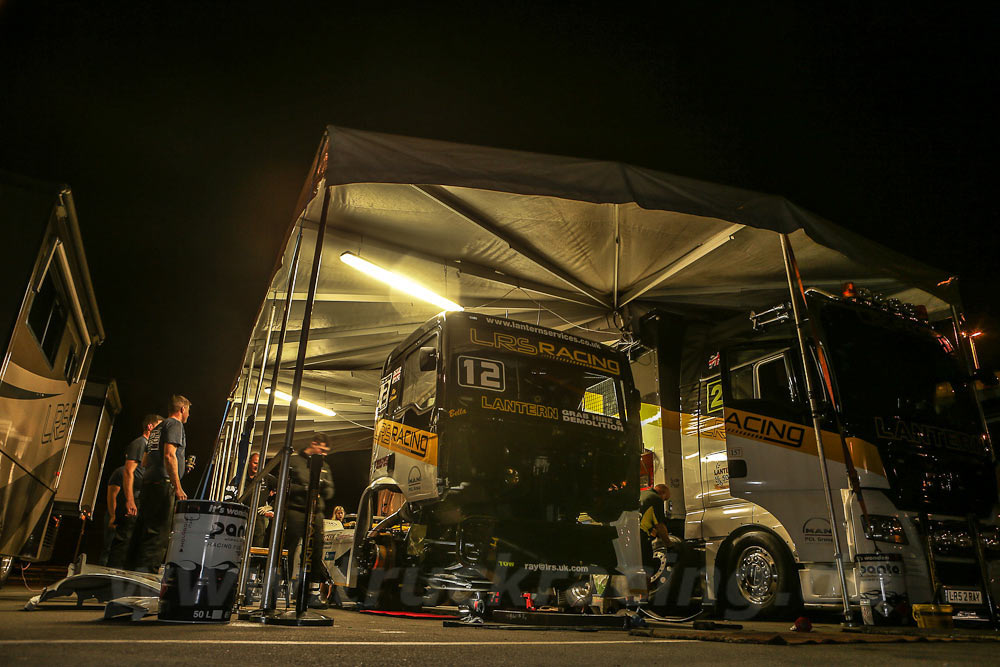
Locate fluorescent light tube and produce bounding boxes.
[340,251,463,311]
[265,387,336,417]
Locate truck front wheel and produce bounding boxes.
[722,532,800,619]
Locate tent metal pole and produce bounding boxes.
[195,399,233,498]
[223,358,253,495]
[260,185,330,618]
[619,224,742,307]
[260,198,330,616]
[249,228,303,612]
[231,306,275,606]
[299,223,595,307]
[230,304,279,604]
[257,223,313,612]
[232,348,258,486]
[238,305,277,499]
[780,233,854,625]
[222,418,237,498]
[411,184,610,308]
[210,419,228,500]
[214,417,236,500]
[950,303,995,462]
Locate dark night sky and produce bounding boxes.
[2,1,998,472]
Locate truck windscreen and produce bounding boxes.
[441,317,636,522]
[458,353,623,426]
[821,304,982,438]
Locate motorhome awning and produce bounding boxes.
[235,126,957,452]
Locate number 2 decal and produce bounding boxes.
[458,356,505,391]
[706,379,724,413]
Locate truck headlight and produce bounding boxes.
[979,526,1000,555]
[928,520,973,556]
[866,515,907,545]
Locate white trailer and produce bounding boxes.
[0,173,107,585]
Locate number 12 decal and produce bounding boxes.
[458,356,505,391]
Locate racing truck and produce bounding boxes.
[634,287,1000,621]
[341,312,645,610]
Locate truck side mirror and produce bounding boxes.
[418,346,438,371]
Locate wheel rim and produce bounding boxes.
[649,548,669,584]
[0,556,14,584]
[735,545,778,606]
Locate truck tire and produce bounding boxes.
[722,531,800,620]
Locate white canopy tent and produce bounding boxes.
[219,126,958,468]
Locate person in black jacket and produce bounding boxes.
[246,452,276,547]
[283,433,334,607]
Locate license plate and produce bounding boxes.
[944,588,983,605]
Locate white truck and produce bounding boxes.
[634,289,999,621]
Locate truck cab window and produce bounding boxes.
[579,374,620,418]
[729,363,754,401]
[401,334,438,411]
[755,355,793,403]
[28,270,68,368]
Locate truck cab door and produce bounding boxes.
[373,331,441,502]
[720,342,807,496]
[720,342,841,560]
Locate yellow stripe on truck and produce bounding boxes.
[373,419,439,466]
[723,408,885,478]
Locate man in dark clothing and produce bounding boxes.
[283,433,334,606]
[639,484,670,568]
[132,395,191,573]
[99,466,124,565]
[107,414,162,569]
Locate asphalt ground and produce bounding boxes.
[1,590,998,665]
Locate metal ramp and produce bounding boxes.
[24,557,161,610]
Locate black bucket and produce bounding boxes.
[158,500,249,623]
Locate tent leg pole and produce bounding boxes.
[199,399,233,498]
[238,305,277,500]
[226,356,255,495]
[210,420,231,500]
[950,303,995,462]
[237,230,303,611]
[780,233,854,626]
[260,185,331,621]
[233,307,274,606]
[254,228,305,612]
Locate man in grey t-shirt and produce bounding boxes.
[133,395,191,573]
[109,414,162,569]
